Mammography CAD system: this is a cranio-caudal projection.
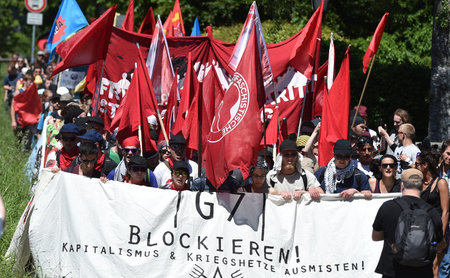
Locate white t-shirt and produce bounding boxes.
[394,144,421,179]
[267,168,320,193]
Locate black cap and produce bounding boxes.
[352,115,365,126]
[173,161,190,172]
[169,134,186,145]
[87,115,104,127]
[333,139,352,155]
[128,156,148,168]
[51,94,61,102]
[74,117,88,132]
[279,139,297,153]
[60,123,80,134]
[143,151,159,160]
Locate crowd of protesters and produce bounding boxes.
[3,51,450,277]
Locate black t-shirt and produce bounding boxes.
[372,195,443,278]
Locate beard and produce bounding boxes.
[282,164,296,172]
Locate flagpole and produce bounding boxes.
[197,87,202,177]
[351,53,376,128]
[93,59,106,116]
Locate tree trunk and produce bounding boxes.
[429,0,450,142]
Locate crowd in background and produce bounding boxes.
[2,51,450,277]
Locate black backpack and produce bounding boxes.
[392,198,437,267]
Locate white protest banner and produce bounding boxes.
[26,172,394,277]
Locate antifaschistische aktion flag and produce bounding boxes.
[47,0,88,58]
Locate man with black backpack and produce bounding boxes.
[372,168,444,278]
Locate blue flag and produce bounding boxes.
[190,18,201,36]
[47,0,88,58]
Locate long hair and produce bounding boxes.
[417,151,440,178]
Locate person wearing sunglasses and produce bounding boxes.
[45,123,80,171]
[77,129,111,175]
[157,140,170,162]
[378,108,410,155]
[107,136,141,182]
[393,123,421,179]
[369,154,401,193]
[66,142,102,178]
[239,158,270,193]
[124,156,156,187]
[315,139,372,199]
[154,134,198,188]
[267,140,323,201]
[165,161,191,191]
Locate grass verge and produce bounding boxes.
[0,66,35,276]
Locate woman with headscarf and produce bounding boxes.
[240,158,269,193]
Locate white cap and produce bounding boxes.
[57,86,69,95]
[147,115,157,125]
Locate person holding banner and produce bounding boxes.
[267,140,323,201]
[164,161,190,191]
[239,157,269,193]
[66,142,102,178]
[315,139,372,199]
[124,156,157,187]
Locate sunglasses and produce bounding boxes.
[174,170,188,177]
[123,148,139,154]
[62,136,77,142]
[160,149,170,154]
[335,154,351,160]
[282,152,297,158]
[170,144,185,151]
[131,166,147,172]
[80,158,97,165]
[87,126,101,131]
[381,163,396,169]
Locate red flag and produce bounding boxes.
[182,78,201,153]
[311,61,328,119]
[138,6,155,34]
[146,17,175,105]
[229,2,273,101]
[172,52,198,135]
[162,73,178,135]
[116,47,158,153]
[51,5,117,77]
[205,27,264,189]
[163,0,185,37]
[363,13,389,74]
[261,106,281,146]
[318,47,351,166]
[201,66,225,153]
[13,83,42,127]
[122,0,134,32]
[289,0,324,80]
